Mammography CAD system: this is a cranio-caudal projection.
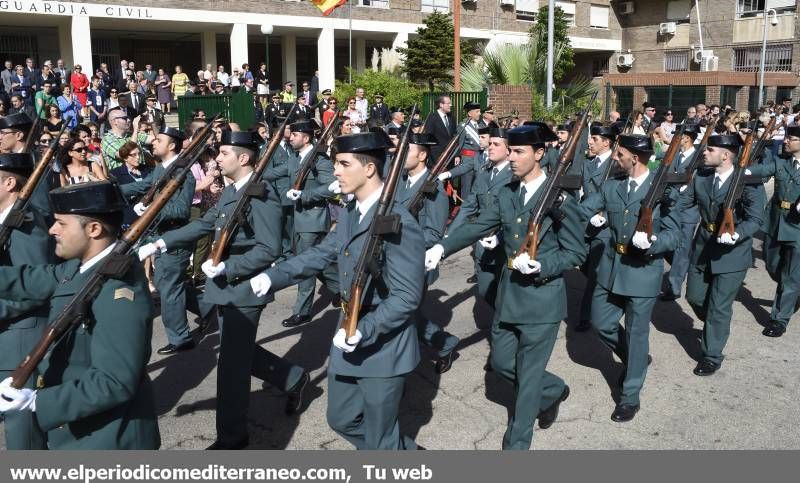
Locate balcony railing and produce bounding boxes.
[733,43,793,72]
[664,50,690,72]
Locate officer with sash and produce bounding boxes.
[438,102,483,197]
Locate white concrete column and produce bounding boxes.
[282,34,297,84]
[355,37,366,72]
[392,31,409,51]
[70,16,93,75]
[230,24,249,75]
[317,27,336,92]
[201,31,217,69]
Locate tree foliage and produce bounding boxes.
[397,11,454,91]
[335,68,423,111]
[529,5,574,84]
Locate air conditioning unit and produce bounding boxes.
[619,2,635,14]
[617,53,635,68]
[462,0,477,4]
[693,49,714,63]
[659,22,677,35]
[701,55,719,72]
[500,0,514,5]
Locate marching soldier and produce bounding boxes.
[369,93,390,128]
[282,120,340,327]
[138,132,308,449]
[575,124,619,332]
[540,124,570,174]
[121,126,198,355]
[263,121,296,262]
[438,102,483,196]
[747,125,800,337]
[0,181,160,449]
[425,124,587,449]
[249,130,425,450]
[0,152,50,449]
[0,113,51,219]
[580,134,680,422]
[674,135,766,375]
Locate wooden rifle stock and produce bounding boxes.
[406,123,467,217]
[716,127,756,237]
[342,104,418,338]
[10,125,217,389]
[291,107,338,191]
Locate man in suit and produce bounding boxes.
[424,95,455,165]
[370,93,390,128]
[0,181,160,449]
[642,102,656,133]
[426,124,587,449]
[385,109,405,133]
[316,88,332,119]
[479,106,495,128]
[144,95,164,132]
[52,59,68,88]
[438,101,483,197]
[8,95,36,119]
[114,60,130,92]
[139,132,308,449]
[1,60,13,95]
[10,65,32,105]
[125,81,145,116]
[281,120,340,328]
[674,135,766,375]
[250,130,425,450]
[143,64,157,84]
[22,58,37,87]
[580,134,680,422]
[299,81,317,109]
[288,96,313,123]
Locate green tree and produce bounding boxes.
[397,11,454,91]
[335,68,423,111]
[529,5,574,83]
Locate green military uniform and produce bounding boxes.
[266,131,424,449]
[675,136,766,368]
[263,137,296,261]
[120,127,196,349]
[0,181,159,449]
[438,124,587,449]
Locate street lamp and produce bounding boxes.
[261,24,273,89]
[757,8,778,108]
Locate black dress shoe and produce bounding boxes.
[157,341,196,355]
[611,403,639,422]
[417,444,427,450]
[434,351,457,374]
[285,372,310,415]
[574,319,591,332]
[466,274,478,284]
[282,314,312,328]
[538,386,570,429]
[206,438,249,450]
[693,359,720,376]
[762,321,786,338]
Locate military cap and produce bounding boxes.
[617,134,652,154]
[590,124,618,140]
[478,126,491,136]
[386,126,403,136]
[374,93,384,99]
[556,124,571,133]
[642,102,655,109]
[507,123,557,146]
[410,119,423,128]
[463,101,481,111]
[409,133,437,146]
[335,131,393,154]
[679,123,701,139]
[482,105,494,114]
[146,94,156,101]
[707,134,741,151]
[220,131,258,149]
[489,127,509,138]
[284,81,294,86]
[49,180,126,215]
[158,125,186,143]
[0,152,34,177]
[785,126,800,138]
[321,88,332,95]
[271,92,280,99]
[0,113,33,131]
[290,119,319,134]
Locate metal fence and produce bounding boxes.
[733,43,793,72]
[421,90,487,121]
[177,89,257,130]
[664,50,690,72]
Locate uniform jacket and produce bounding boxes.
[120,160,196,235]
[748,154,800,243]
[370,103,390,126]
[667,147,701,223]
[450,120,482,178]
[289,150,335,233]
[579,151,615,242]
[262,140,295,207]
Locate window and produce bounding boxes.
[666,0,691,22]
[516,0,539,21]
[592,56,609,77]
[590,5,609,28]
[664,50,690,72]
[555,1,576,26]
[421,0,449,12]
[721,86,740,109]
[614,87,634,118]
[737,0,795,18]
[733,43,793,72]
[359,0,388,6]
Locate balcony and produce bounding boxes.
[732,13,796,43]
[732,43,793,72]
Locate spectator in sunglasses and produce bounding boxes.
[59,138,106,186]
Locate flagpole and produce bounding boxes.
[349,0,353,84]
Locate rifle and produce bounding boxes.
[342,104,418,338]
[749,116,778,164]
[406,122,468,217]
[633,123,687,238]
[22,115,43,154]
[0,123,69,253]
[683,114,719,184]
[291,107,339,191]
[9,123,217,390]
[716,127,757,238]
[208,107,296,265]
[600,111,634,183]
[515,90,598,260]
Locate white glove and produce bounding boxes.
[511,252,541,275]
[679,185,688,193]
[744,169,752,175]
[133,202,147,216]
[438,172,452,181]
[328,180,342,194]
[479,235,499,249]
[717,232,740,245]
[201,259,226,279]
[0,377,36,413]
[425,244,444,272]
[137,239,166,261]
[590,214,607,228]
[632,231,657,250]
[249,272,272,297]
[286,189,302,201]
[332,328,363,353]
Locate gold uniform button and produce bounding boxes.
[516,218,522,223]
[221,213,225,218]
[513,234,519,239]
[343,272,348,277]
[344,251,350,257]
[624,209,629,214]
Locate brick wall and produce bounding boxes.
[706,85,721,105]
[487,84,531,120]
[734,86,749,111]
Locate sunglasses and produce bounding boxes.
[666,113,673,116]
[39,139,52,144]
[329,101,337,104]
[110,91,118,94]
[71,147,87,153]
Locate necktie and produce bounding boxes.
[520,185,527,204]
[794,158,799,171]
[626,179,637,202]
[673,153,683,172]
[443,114,449,129]
[712,176,721,197]
[405,178,411,190]
[491,167,499,181]
[131,95,137,110]
[595,156,602,170]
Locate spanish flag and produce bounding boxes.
[312,0,348,16]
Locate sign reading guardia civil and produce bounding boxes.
[0,0,154,18]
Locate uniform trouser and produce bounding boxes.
[686,265,748,365]
[764,234,782,279]
[189,206,211,282]
[153,248,193,347]
[590,286,656,405]
[280,207,294,261]
[768,241,800,327]
[415,281,459,358]
[490,320,564,450]
[326,372,416,450]
[293,231,340,316]
[0,369,46,450]
[216,305,305,446]
[665,222,697,296]
[476,261,500,308]
[460,172,473,201]
[579,238,605,322]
